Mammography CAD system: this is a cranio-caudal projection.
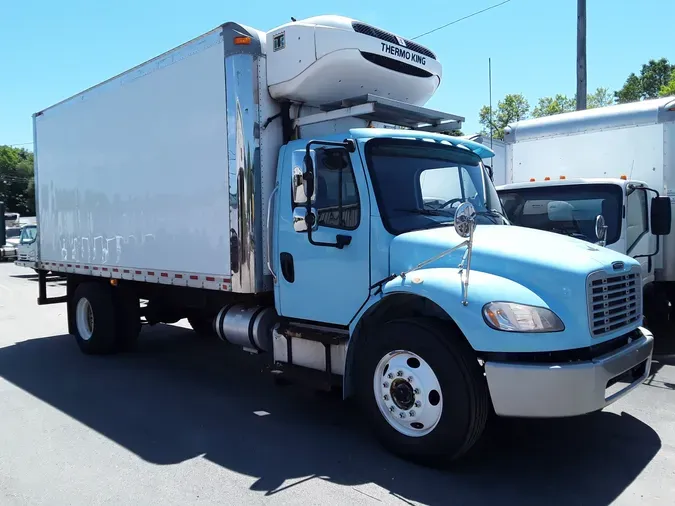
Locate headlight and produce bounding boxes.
[482,302,564,333]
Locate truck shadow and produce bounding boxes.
[0,326,661,505]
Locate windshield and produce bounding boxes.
[20,226,37,243]
[365,138,505,235]
[497,183,623,245]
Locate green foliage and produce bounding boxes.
[530,88,615,119]
[440,129,464,137]
[532,94,576,118]
[615,58,675,103]
[659,70,675,98]
[479,93,529,140]
[587,87,614,108]
[0,145,35,215]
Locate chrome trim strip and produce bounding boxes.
[266,185,279,283]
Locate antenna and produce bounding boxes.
[489,57,493,150]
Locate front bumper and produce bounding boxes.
[485,327,653,418]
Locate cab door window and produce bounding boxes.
[626,188,648,253]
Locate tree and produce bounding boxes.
[532,94,576,118]
[478,93,529,140]
[659,70,675,98]
[440,129,464,137]
[587,87,614,108]
[0,145,35,216]
[615,58,675,103]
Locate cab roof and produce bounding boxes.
[351,128,496,159]
[496,177,647,192]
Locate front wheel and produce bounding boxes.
[356,317,489,466]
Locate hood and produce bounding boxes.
[389,224,639,334]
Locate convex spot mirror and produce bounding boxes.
[293,208,318,233]
[291,148,318,205]
[454,202,477,238]
[595,214,607,242]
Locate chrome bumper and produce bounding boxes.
[485,327,653,418]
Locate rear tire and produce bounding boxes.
[356,317,489,467]
[72,283,119,355]
[188,316,217,338]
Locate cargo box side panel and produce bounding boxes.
[35,34,231,279]
[511,123,664,188]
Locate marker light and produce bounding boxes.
[483,302,565,333]
[530,178,535,182]
[544,176,551,181]
[234,36,252,45]
[560,175,566,179]
[620,175,627,180]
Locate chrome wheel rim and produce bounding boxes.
[373,350,443,437]
[76,298,95,341]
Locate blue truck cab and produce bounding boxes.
[271,126,653,464]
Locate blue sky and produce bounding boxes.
[2,0,674,148]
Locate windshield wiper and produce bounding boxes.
[394,208,452,216]
[476,209,510,224]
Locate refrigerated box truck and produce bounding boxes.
[497,97,674,334]
[31,15,654,465]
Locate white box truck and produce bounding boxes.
[31,15,655,465]
[497,97,674,335]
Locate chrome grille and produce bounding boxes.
[587,267,642,337]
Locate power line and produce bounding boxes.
[4,142,33,147]
[412,0,512,40]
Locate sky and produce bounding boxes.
[2,0,674,149]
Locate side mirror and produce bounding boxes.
[651,196,672,236]
[291,149,318,205]
[595,214,608,245]
[293,207,318,233]
[454,202,477,238]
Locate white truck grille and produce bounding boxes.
[587,266,642,337]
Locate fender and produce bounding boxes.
[351,267,563,354]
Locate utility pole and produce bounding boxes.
[576,0,587,110]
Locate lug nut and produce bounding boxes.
[414,388,421,395]
[387,373,394,379]
[389,406,396,412]
[399,412,406,418]
[383,382,389,388]
[383,394,389,401]
[414,401,422,408]
[397,371,404,377]
[407,376,413,382]
[409,410,416,417]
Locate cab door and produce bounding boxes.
[273,140,371,325]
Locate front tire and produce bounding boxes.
[356,317,489,466]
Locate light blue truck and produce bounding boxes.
[32,15,653,465]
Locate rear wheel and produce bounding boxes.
[187,314,217,338]
[72,283,118,354]
[356,317,489,466]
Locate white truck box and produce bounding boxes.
[35,26,281,293]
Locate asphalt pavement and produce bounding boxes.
[0,261,674,505]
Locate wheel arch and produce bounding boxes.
[343,292,469,399]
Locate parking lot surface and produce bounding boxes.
[1,262,674,505]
